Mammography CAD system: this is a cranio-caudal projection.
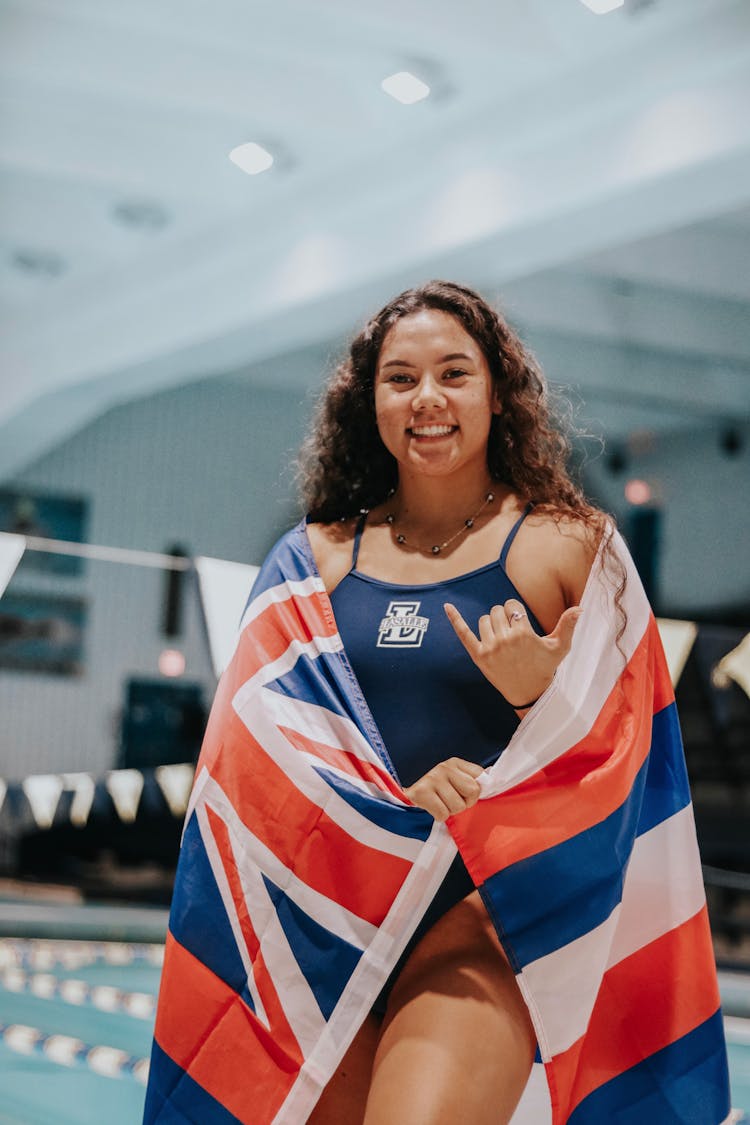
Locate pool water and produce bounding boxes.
[0,936,748,1123]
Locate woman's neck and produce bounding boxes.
[389,470,501,537]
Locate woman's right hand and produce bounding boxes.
[403,757,486,823]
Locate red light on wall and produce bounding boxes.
[158,648,185,677]
[624,479,652,505]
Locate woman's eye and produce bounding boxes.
[444,368,468,380]
[388,373,414,384]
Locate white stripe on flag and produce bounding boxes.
[267,693,402,779]
[240,576,326,631]
[519,804,706,1057]
[198,800,327,1060]
[482,529,651,798]
[201,775,379,949]
[606,802,705,970]
[235,686,424,863]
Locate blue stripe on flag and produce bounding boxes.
[481,757,649,967]
[267,650,388,754]
[567,1008,730,1124]
[262,875,362,1020]
[637,701,691,836]
[144,1038,243,1124]
[241,526,312,606]
[169,813,256,1013]
[483,706,695,970]
[313,765,434,841]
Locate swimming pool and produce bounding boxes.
[0,917,748,1123]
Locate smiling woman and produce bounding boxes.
[145,281,730,1125]
[299,283,606,1123]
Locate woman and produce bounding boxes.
[145,282,729,1125]
[302,280,599,1123]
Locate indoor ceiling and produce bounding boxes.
[1,0,749,477]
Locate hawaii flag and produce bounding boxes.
[144,520,730,1124]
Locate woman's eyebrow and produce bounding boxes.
[380,352,473,370]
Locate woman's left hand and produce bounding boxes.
[444,598,582,710]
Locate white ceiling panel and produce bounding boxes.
[0,0,749,476]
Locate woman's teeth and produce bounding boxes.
[409,425,455,436]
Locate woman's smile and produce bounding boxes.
[407,423,459,440]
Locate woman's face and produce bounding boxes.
[374,308,501,481]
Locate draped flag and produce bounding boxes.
[144,519,730,1125]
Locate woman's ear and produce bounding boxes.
[491,388,503,415]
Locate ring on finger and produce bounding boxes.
[510,610,527,622]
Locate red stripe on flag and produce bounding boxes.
[206,709,412,926]
[548,905,721,1122]
[451,619,658,882]
[279,725,405,799]
[205,805,301,1061]
[197,590,337,776]
[154,931,301,1123]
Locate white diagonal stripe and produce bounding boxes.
[198,800,326,1058]
[201,775,378,950]
[239,576,326,632]
[233,633,343,704]
[196,802,269,1029]
[268,692,395,776]
[238,688,423,862]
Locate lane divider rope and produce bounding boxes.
[0,1021,150,1084]
[0,965,156,1019]
[0,938,164,972]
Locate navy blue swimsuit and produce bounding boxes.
[330,503,543,1013]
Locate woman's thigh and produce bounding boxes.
[311,890,536,1125]
[307,1011,382,1125]
[364,890,536,1125]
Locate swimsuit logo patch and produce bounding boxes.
[377,600,429,648]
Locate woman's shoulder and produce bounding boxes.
[306,516,359,593]
[521,505,603,604]
[524,505,602,549]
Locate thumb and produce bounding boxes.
[550,606,583,652]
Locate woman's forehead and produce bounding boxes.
[378,309,481,362]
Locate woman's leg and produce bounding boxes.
[364,891,536,1125]
[307,1011,382,1125]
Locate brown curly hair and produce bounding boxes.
[298,280,626,638]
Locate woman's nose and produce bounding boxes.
[412,375,446,409]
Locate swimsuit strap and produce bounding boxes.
[350,511,368,570]
[498,501,535,567]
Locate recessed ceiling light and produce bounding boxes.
[229,142,274,176]
[112,200,169,230]
[579,0,625,11]
[11,249,66,277]
[381,71,430,105]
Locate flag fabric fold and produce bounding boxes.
[144,518,730,1125]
